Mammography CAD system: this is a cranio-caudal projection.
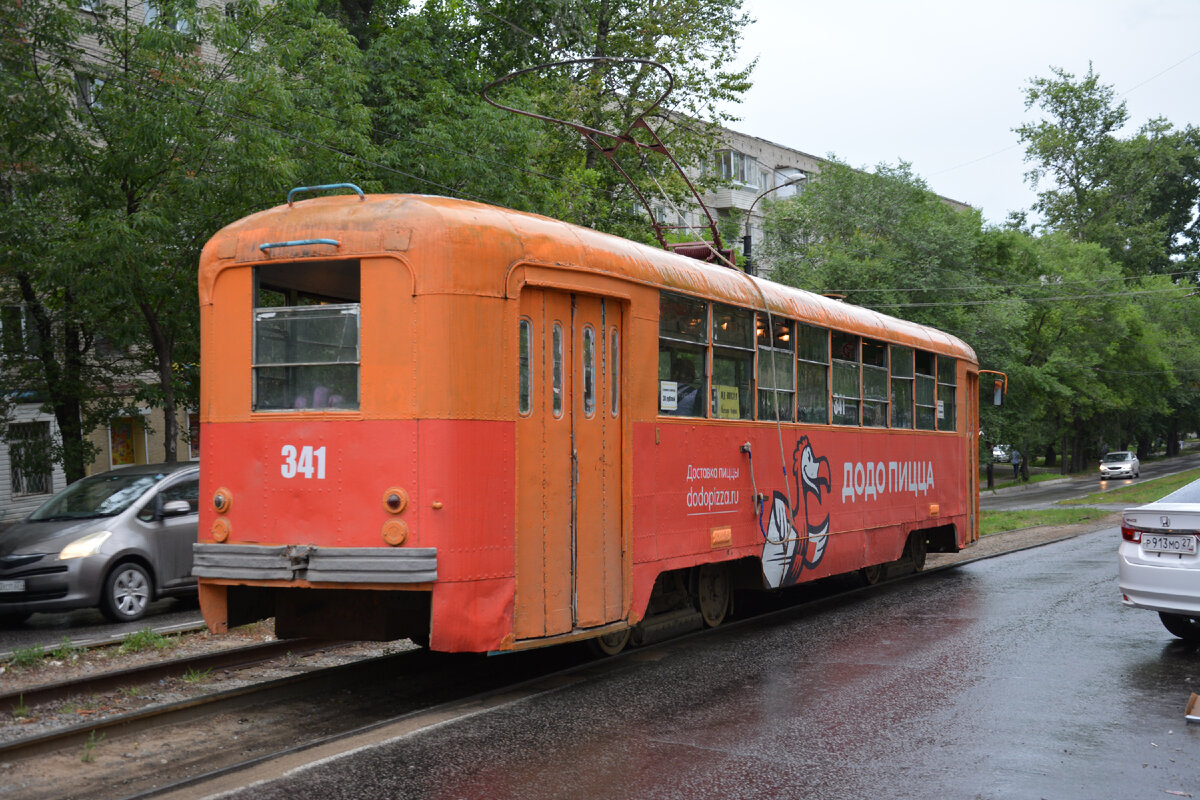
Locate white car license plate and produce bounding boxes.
[0,579,26,593]
[1143,534,1197,554]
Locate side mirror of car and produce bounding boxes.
[161,499,193,518]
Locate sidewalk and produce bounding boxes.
[928,514,1120,569]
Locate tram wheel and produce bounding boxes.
[907,534,928,573]
[587,627,632,657]
[860,563,883,586]
[696,563,731,628]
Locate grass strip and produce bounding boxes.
[979,507,1112,537]
[1059,468,1200,506]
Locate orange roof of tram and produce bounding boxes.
[199,193,977,363]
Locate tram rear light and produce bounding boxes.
[383,487,408,514]
[382,520,409,546]
[1121,525,1141,543]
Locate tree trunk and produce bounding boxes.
[17,273,88,483]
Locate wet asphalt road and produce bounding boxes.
[215,527,1199,800]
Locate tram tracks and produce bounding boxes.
[0,639,380,758]
[0,636,593,800]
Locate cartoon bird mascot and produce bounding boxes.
[758,436,832,588]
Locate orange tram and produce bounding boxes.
[194,184,983,655]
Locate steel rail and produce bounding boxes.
[0,638,345,712]
[0,639,367,759]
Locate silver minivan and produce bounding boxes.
[0,462,199,624]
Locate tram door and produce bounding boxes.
[515,288,624,639]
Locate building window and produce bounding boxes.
[75,74,104,108]
[110,418,137,466]
[1,305,40,357]
[145,1,193,32]
[9,422,52,497]
[188,412,201,459]
[715,149,759,188]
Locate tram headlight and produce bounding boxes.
[213,488,232,514]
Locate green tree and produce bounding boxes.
[0,0,130,481]
[3,0,374,469]
[760,160,1007,338]
[1017,64,1200,275]
[359,0,754,247]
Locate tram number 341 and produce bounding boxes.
[280,444,327,480]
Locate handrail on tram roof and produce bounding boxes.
[287,183,366,206]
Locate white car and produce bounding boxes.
[1118,477,1200,641]
[1100,450,1139,480]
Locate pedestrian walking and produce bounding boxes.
[1011,448,1022,479]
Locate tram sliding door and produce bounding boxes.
[515,288,624,639]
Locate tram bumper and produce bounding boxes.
[192,543,437,583]
[193,543,437,641]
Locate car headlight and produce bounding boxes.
[58,531,112,560]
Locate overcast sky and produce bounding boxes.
[725,0,1200,224]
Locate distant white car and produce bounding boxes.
[1118,477,1200,641]
[991,444,1010,462]
[1100,450,1139,480]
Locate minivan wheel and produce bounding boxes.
[1159,612,1200,643]
[101,563,152,622]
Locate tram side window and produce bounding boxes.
[937,356,957,431]
[796,323,828,424]
[659,292,707,417]
[582,326,596,417]
[861,339,888,428]
[914,351,936,430]
[890,345,914,429]
[757,317,795,421]
[518,319,532,415]
[711,303,753,420]
[610,328,620,417]
[831,331,860,426]
[253,261,361,412]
